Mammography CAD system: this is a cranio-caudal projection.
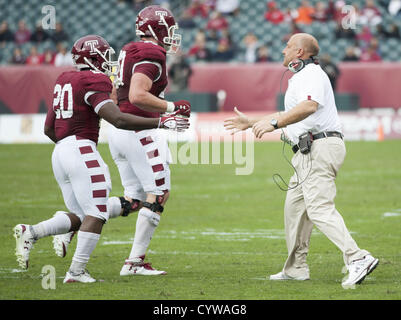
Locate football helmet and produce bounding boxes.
[71,35,118,76]
[135,5,181,54]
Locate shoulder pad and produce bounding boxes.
[79,70,112,93]
[124,41,166,63]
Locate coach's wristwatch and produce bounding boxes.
[270,119,279,129]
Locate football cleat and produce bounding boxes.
[63,269,96,283]
[120,258,167,276]
[13,224,36,270]
[53,231,75,258]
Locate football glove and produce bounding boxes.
[158,114,190,132]
[171,100,191,118]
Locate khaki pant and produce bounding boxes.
[282,137,369,279]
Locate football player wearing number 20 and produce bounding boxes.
[108,5,191,276]
[12,35,189,283]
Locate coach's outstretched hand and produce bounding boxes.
[223,107,251,135]
[159,113,190,132]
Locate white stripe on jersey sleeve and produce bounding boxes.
[94,99,113,114]
[84,91,100,105]
[132,61,162,82]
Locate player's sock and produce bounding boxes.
[128,207,159,260]
[31,211,71,240]
[70,231,100,273]
[107,196,122,219]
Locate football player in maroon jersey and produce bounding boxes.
[108,5,191,276]
[12,35,189,283]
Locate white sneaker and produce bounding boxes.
[53,231,75,258]
[13,224,36,269]
[269,271,310,281]
[342,255,379,287]
[63,269,96,283]
[120,259,167,276]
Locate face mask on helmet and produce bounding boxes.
[163,23,181,54]
[83,47,119,76]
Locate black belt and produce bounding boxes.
[292,131,343,154]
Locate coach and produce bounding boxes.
[224,33,378,287]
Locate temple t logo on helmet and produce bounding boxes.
[135,5,181,54]
[84,40,99,54]
[155,10,167,24]
[71,35,119,76]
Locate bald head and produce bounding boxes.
[291,33,320,57]
[282,33,320,67]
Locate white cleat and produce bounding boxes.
[53,231,75,258]
[120,259,167,276]
[63,269,96,283]
[269,271,310,281]
[342,255,379,288]
[13,224,36,270]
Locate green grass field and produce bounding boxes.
[0,141,400,300]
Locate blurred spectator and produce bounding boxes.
[178,10,197,29]
[188,30,212,62]
[0,21,14,43]
[42,48,56,65]
[282,7,300,23]
[25,46,44,65]
[14,20,31,45]
[10,47,25,64]
[325,0,336,20]
[376,23,401,39]
[342,46,361,61]
[356,26,374,48]
[30,21,49,43]
[206,29,219,42]
[388,0,401,16]
[333,0,348,23]
[216,0,240,16]
[283,21,303,42]
[334,21,356,40]
[243,32,260,63]
[359,0,382,26]
[213,37,235,61]
[312,1,329,22]
[54,43,73,66]
[168,51,192,92]
[187,0,209,18]
[264,1,285,24]
[256,45,272,62]
[319,54,340,91]
[206,11,229,32]
[51,23,69,44]
[295,0,315,25]
[387,23,401,38]
[359,38,382,61]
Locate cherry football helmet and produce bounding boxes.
[135,5,181,54]
[71,35,118,76]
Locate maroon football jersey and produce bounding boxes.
[116,41,168,118]
[45,70,112,143]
